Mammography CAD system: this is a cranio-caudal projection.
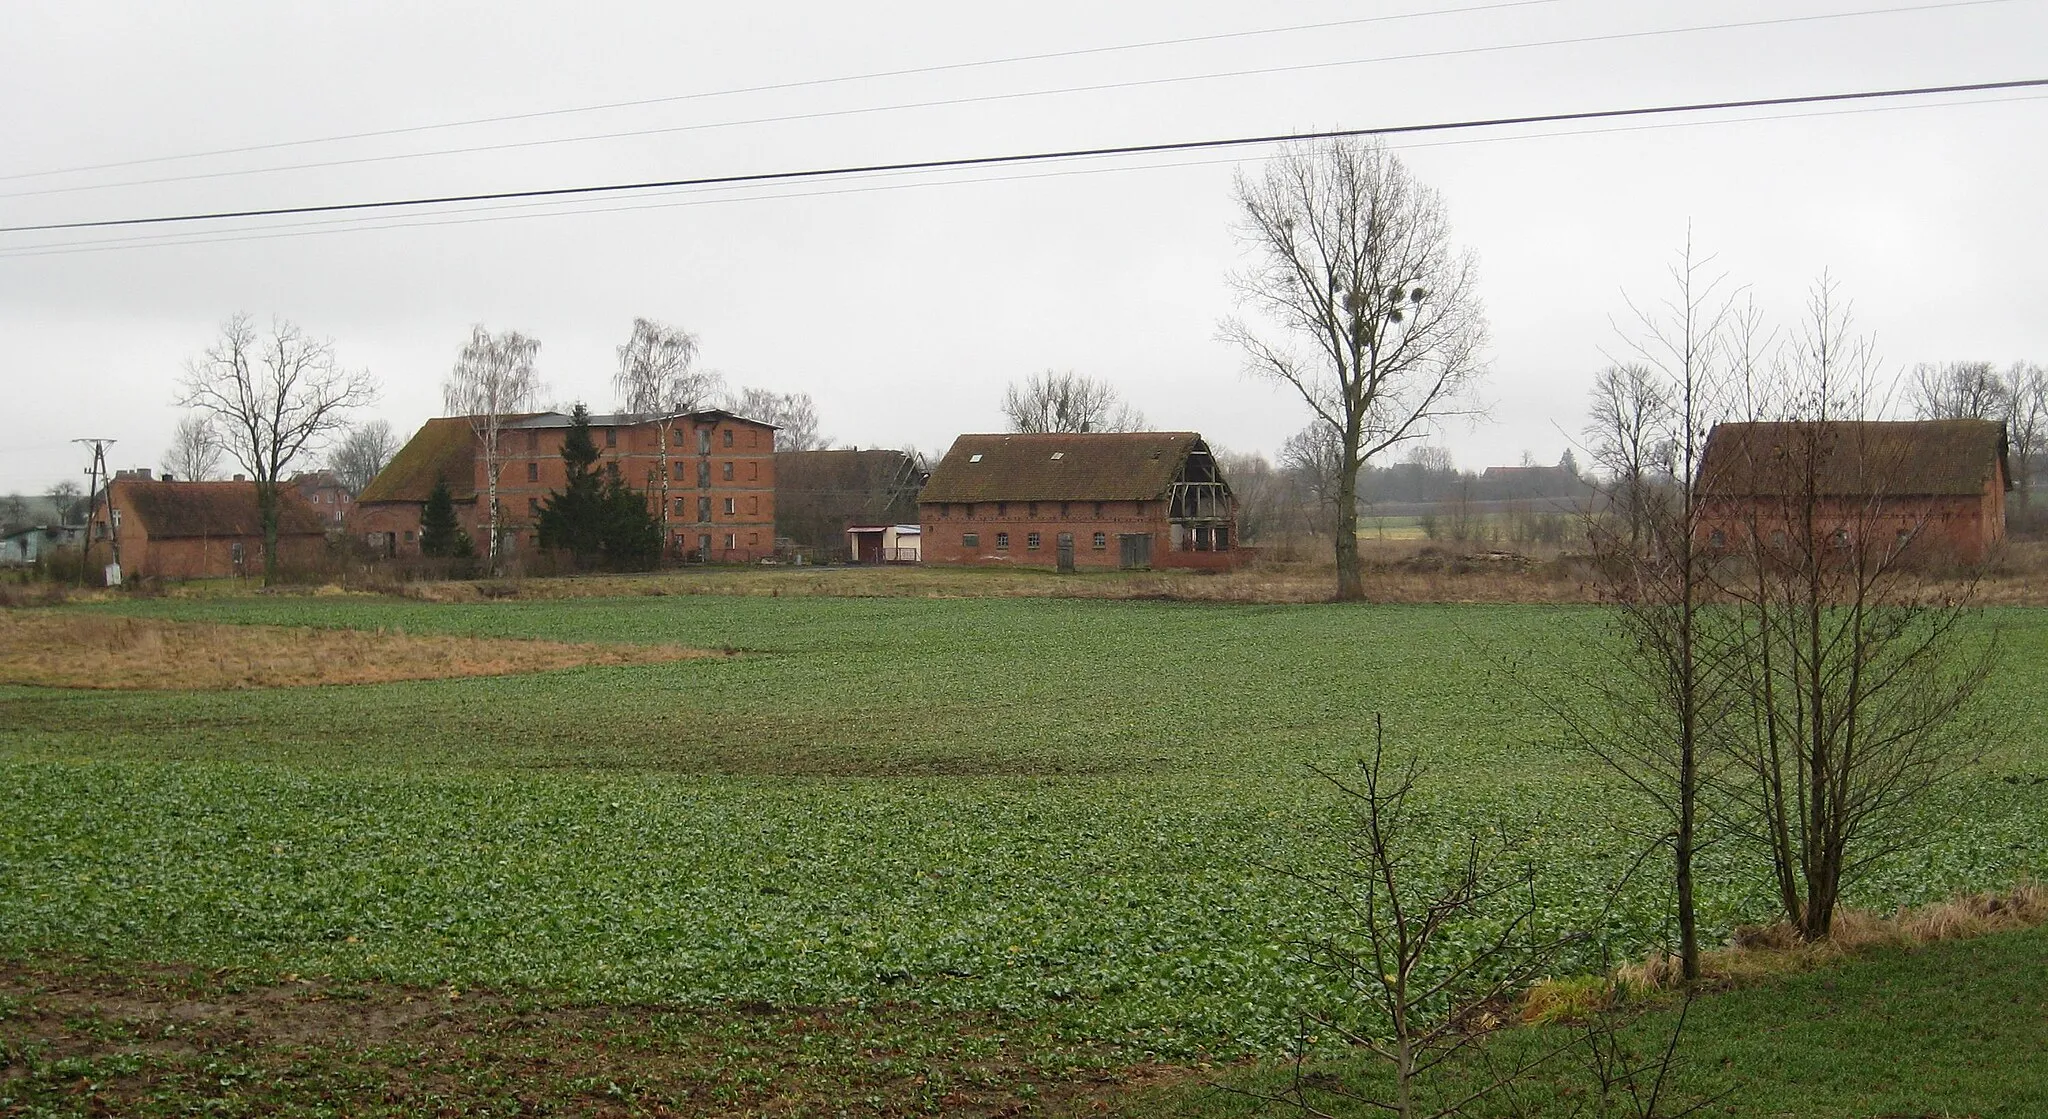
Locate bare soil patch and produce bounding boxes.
[0,955,1186,1117]
[0,612,713,690]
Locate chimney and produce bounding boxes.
[233,473,246,482]
[161,472,174,482]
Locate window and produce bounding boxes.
[963,532,980,549]
[968,453,983,463]
[697,428,712,454]
[996,502,1007,517]
[1026,532,1041,550]
[723,429,734,447]
[527,497,539,516]
[403,530,415,543]
[675,498,687,517]
[1830,527,1851,548]
[698,460,711,487]
[724,532,736,549]
[230,542,245,565]
[698,533,712,555]
[1028,502,1038,517]
[604,428,617,448]
[1092,532,1107,549]
[996,532,1010,550]
[722,461,734,481]
[698,496,712,522]
[1057,532,1073,549]
[1050,451,1064,460]
[748,532,759,546]
[748,462,759,481]
[1059,502,1070,517]
[939,504,950,518]
[723,497,735,515]
[1708,529,1726,549]
[673,461,686,481]
[1215,526,1230,552]
[526,430,538,452]
[527,462,539,482]
[1094,502,1105,517]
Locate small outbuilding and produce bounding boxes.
[845,524,921,563]
[917,432,1242,571]
[1695,419,2011,565]
[0,524,84,566]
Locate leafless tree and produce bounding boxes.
[162,412,224,482]
[326,418,398,495]
[999,370,1146,434]
[614,318,721,550]
[179,313,377,584]
[1253,718,1580,1119]
[1584,363,1675,550]
[1280,423,1345,529]
[1718,278,1997,942]
[1999,361,2046,509]
[46,480,84,524]
[727,386,829,451]
[443,325,542,573]
[0,494,28,531]
[1224,136,1488,601]
[1906,359,2005,421]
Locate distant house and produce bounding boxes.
[1476,464,1591,503]
[917,432,1241,570]
[775,448,926,555]
[89,471,329,579]
[353,410,778,562]
[1695,419,2011,564]
[289,470,355,531]
[0,524,83,566]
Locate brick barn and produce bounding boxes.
[354,410,777,562]
[90,471,329,579]
[917,432,1242,570]
[1696,419,2011,565]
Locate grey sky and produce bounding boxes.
[4,0,2044,495]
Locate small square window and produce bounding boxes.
[1092,532,1106,549]
[403,530,415,543]
[1050,451,1064,460]
[995,532,1010,550]
[963,532,980,549]
[527,462,539,482]
[969,453,983,463]
[1027,532,1041,550]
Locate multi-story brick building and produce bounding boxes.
[354,410,777,562]
[288,469,354,531]
[917,432,1242,571]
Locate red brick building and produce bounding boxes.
[917,432,1242,570]
[1696,419,2010,565]
[353,410,777,562]
[90,472,329,580]
[289,469,354,531]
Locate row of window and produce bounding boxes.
[959,531,1109,552]
[935,501,1142,519]
[524,426,754,453]
[522,459,762,484]
[520,495,763,519]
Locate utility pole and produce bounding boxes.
[73,438,116,587]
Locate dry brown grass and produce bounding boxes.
[0,611,714,690]
[1526,881,2048,1020]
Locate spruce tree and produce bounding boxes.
[536,405,607,564]
[600,464,662,569]
[418,476,472,558]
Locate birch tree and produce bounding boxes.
[444,325,541,573]
[179,314,376,585]
[1223,136,1488,601]
[727,386,829,451]
[614,318,720,553]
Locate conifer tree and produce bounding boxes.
[418,476,473,558]
[536,405,606,562]
[600,464,662,569]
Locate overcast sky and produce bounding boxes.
[4,0,2044,494]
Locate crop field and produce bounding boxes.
[3,593,2046,1071]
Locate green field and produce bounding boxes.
[3,595,2046,1064]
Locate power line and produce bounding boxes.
[10,89,2045,261]
[6,77,2044,238]
[0,0,1566,185]
[2,0,2020,202]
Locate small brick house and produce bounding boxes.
[353,410,778,562]
[1695,419,2011,564]
[917,432,1242,571]
[90,472,329,579]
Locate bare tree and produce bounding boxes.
[179,314,376,584]
[1279,423,1344,536]
[1718,278,1997,942]
[998,370,1146,434]
[161,413,224,482]
[1224,137,1488,601]
[326,418,398,495]
[46,480,84,524]
[1906,360,2006,421]
[0,494,28,532]
[614,318,721,551]
[1999,361,2046,509]
[1584,362,1675,550]
[727,386,828,451]
[443,325,542,573]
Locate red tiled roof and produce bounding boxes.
[115,479,328,539]
[918,432,1207,503]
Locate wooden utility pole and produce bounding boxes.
[72,438,117,586]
